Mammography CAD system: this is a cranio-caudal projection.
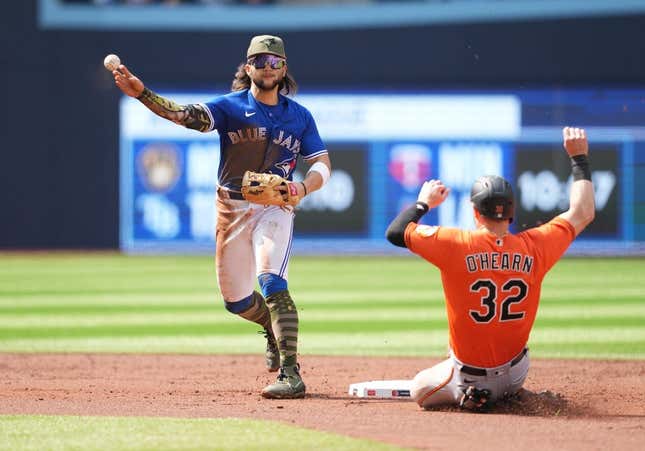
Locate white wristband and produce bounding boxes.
[307,161,331,185]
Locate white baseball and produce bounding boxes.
[103,54,121,72]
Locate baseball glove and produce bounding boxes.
[241,171,300,207]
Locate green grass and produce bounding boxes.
[1,253,643,450]
[0,415,406,451]
[1,254,644,358]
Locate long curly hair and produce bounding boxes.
[231,62,298,96]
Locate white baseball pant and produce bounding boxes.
[412,348,530,408]
[215,189,294,302]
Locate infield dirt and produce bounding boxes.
[1,353,643,450]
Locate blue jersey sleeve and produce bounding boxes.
[201,96,229,133]
[300,109,327,160]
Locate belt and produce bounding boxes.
[218,188,245,200]
[460,348,528,377]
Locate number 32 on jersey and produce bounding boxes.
[469,279,528,323]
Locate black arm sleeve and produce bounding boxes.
[385,202,429,248]
[571,154,592,181]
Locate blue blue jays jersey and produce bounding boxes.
[201,89,327,191]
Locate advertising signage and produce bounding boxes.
[120,88,645,255]
[514,145,620,237]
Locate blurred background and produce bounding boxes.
[3,0,645,255]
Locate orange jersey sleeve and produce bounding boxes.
[517,217,577,274]
[404,217,576,367]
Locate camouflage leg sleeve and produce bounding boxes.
[236,291,272,331]
[265,290,299,367]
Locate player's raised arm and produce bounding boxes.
[112,64,212,132]
[558,127,595,235]
[385,179,450,247]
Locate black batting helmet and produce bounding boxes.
[470,175,514,222]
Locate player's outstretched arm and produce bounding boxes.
[386,180,450,247]
[558,127,595,235]
[112,64,212,132]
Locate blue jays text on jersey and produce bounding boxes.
[227,128,302,153]
[201,89,327,191]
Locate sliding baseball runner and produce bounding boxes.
[351,127,594,411]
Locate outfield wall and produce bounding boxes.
[119,88,645,256]
[2,2,645,252]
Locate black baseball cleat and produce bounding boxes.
[459,386,492,412]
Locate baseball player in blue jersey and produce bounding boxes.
[111,35,332,399]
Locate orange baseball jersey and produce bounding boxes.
[404,216,576,368]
